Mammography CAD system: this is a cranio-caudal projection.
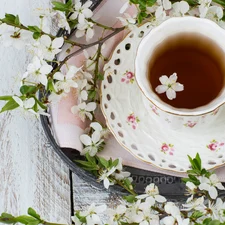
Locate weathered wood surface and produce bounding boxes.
[0,0,71,223]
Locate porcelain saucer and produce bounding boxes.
[101,22,225,172]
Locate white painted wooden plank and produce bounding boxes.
[73,174,120,211]
[0,0,71,223]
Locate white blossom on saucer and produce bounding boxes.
[198,174,225,199]
[198,0,212,18]
[205,6,223,22]
[169,1,190,16]
[80,131,104,156]
[76,19,94,41]
[71,102,96,122]
[117,13,137,30]
[23,56,52,86]
[70,0,93,24]
[99,167,116,189]
[80,203,107,225]
[0,24,31,50]
[54,66,80,93]
[52,11,71,32]
[39,35,64,61]
[155,73,184,100]
[182,196,206,212]
[108,205,127,225]
[90,122,110,139]
[136,183,166,203]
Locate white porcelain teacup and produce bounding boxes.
[135,17,225,130]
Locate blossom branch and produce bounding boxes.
[88,18,117,31]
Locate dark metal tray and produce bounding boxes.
[40,0,225,200]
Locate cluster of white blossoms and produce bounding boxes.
[72,172,225,225]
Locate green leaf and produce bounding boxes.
[75,160,98,170]
[97,73,104,81]
[98,156,109,168]
[208,220,221,225]
[203,218,212,224]
[0,96,12,101]
[33,32,41,40]
[33,97,47,110]
[3,14,16,24]
[20,85,37,95]
[47,79,56,93]
[52,0,73,12]
[0,99,19,113]
[15,15,20,25]
[88,90,96,100]
[0,213,16,224]
[190,210,204,219]
[212,0,225,7]
[28,26,42,33]
[123,195,137,203]
[85,153,96,165]
[112,159,119,167]
[16,216,39,225]
[27,208,40,221]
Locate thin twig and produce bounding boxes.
[88,18,117,31]
[51,26,125,75]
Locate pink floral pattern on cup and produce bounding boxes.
[184,121,197,128]
[211,108,219,116]
[127,113,140,130]
[161,143,175,155]
[207,140,225,151]
[121,71,135,84]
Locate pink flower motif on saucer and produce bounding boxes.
[121,71,135,84]
[127,113,140,130]
[207,140,225,151]
[151,105,159,116]
[184,121,197,128]
[161,143,175,155]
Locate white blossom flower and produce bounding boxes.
[71,102,96,122]
[126,200,142,223]
[137,183,166,203]
[54,66,79,93]
[76,19,94,41]
[77,79,88,102]
[52,11,71,32]
[13,96,36,114]
[108,205,127,225]
[205,6,223,22]
[33,8,51,33]
[117,13,137,30]
[112,158,131,181]
[161,0,172,10]
[80,203,107,225]
[199,0,212,18]
[199,174,225,199]
[155,73,184,100]
[70,0,93,24]
[0,24,31,50]
[80,131,104,156]
[182,196,206,212]
[186,181,197,195]
[83,49,97,72]
[71,215,84,225]
[23,56,52,86]
[39,35,64,61]
[136,207,160,225]
[153,6,167,25]
[90,122,110,138]
[161,202,190,225]
[99,167,116,189]
[170,1,190,17]
[208,198,225,222]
